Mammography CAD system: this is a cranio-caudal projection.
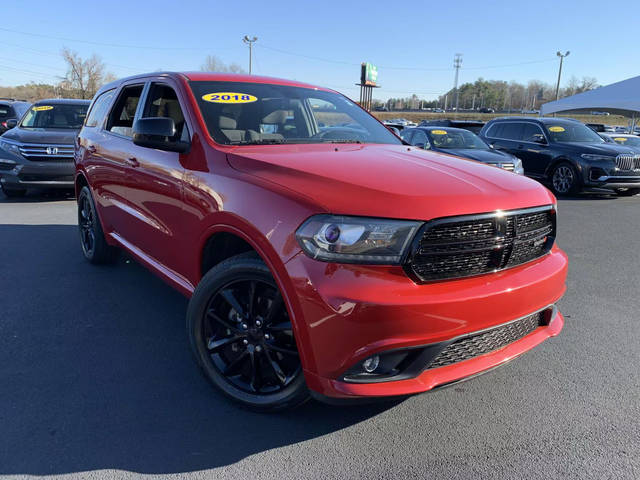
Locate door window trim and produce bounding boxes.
[141,81,191,143]
[102,81,149,140]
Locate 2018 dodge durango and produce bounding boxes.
[75,72,568,411]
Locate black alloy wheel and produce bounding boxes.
[77,186,119,264]
[187,253,308,411]
[78,192,96,258]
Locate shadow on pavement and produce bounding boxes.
[0,224,397,476]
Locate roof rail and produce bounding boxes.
[0,97,28,102]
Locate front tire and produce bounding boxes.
[187,253,309,412]
[77,186,119,264]
[615,188,640,197]
[550,162,580,196]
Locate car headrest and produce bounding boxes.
[219,115,237,130]
[262,110,287,124]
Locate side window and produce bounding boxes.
[485,123,503,138]
[142,83,189,142]
[106,84,144,137]
[400,129,414,142]
[412,130,430,148]
[521,123,546,143]
[500,122,524,140]
[85,89,115,128]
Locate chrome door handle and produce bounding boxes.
[125,157,139,167]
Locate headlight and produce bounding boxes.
[512,156,524,175]
[0,139,22,158]
[580,154,616,162]
[296,215,422,264]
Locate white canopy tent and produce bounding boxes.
[540,75,640,130]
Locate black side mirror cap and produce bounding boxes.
[133,117,189,153]
[6,119,18,129]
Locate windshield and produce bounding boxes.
[545,123,604,143]
[611,136,640,147]
[20,104,88,129]
[189,81,401,145]
[427,128,489,150]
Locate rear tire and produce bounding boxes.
[1,185,26,198]
[187,253,309,412]
[77,186,119,264]
[615,188,640,197]
[550,162,580,196]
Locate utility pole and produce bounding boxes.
[555,50,570,101]
[453,53,462,112]
[243,35,258,74]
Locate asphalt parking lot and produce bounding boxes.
[0,190,638,480]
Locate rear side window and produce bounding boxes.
[490,122,524,140]
[86,90,115,128]
[106,84,144,137]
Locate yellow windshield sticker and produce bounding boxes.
[202,92,257,104]
[431,129,448,135]
[614,137,627,142]
[548,126,565,132]
[33,106,54,111]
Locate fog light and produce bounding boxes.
[362,355,380,373]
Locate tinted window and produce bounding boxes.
[494,122,523,140]
[86,89,115,128]
[412,130,429,148]
[427,128,488,150]
[521,123,546,143]
[21,104,89,129]
[190,81,401,146]
[106,84,144,137]
[142,83,189,142]
[400,129,414,142]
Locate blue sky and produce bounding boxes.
[1,0,637,101]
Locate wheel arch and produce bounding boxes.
[196,219,311,368]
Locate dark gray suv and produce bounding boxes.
[0,98,31,134]
[480,117,640,196]
[0,99,89,197]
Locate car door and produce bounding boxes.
[93,83,148,238]
[119,80,191,275]
[514,122,553,177]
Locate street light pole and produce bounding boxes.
[555,50,570,101]
[243,35,258,74]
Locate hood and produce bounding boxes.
[1,127,79,145]
[556,141,637,156]
[435,148,515,164]
[227,143,555,221]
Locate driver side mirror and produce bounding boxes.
[534,136,548,145]
[5,119,17,129]
[414,142,430,150]
[133,117,189,153]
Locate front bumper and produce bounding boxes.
[0,160,75,188]
[284,245,568,399]
[586,175,640,189]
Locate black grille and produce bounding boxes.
[23,156,73,163]
[427,311,545,369]
[406,206,556,281]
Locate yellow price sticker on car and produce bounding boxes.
[431,129,448,135]
[614,137,627,142]
[548,126,565,132]
[33,106,54,111]
[202,92,257,104]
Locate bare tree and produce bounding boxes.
[201,55,246,74]
[61,48,113,99]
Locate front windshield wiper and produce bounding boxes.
[325,139,362,144]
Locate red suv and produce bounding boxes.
[75,72,568,411]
